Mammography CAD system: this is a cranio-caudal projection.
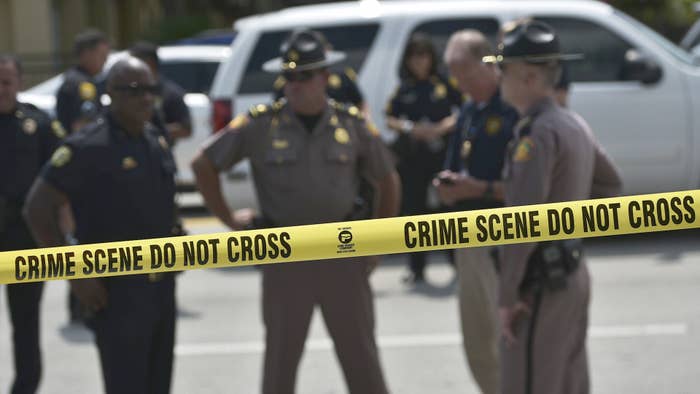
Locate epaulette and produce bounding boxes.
[331,100,363,120]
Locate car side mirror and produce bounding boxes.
[620,49,662,85]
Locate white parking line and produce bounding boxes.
[175,323,688,357]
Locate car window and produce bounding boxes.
[238,23,380,94]
[412,18,501,61]
[160,61,221,94]
[536,17,634,82]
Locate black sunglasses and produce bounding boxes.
[283,70,318,83]
[113,82,160,96]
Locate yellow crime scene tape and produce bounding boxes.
[1,190,699,284]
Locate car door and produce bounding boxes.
[534,15,690,195]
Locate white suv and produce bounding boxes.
[210,0,700,198]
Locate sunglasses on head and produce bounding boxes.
[283,70,319,83]
[113,82,160,96]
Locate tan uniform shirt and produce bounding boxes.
[203,100,393,227]
[500,97,622,306]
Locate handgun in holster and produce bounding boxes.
[520,239,583,292]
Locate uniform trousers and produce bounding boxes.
[6,282,44,394]
[501,264,590,394]
[261,258,388,394]
[455,246,500,394]
[92,275,176,394]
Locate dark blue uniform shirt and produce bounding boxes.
[56,66,103,133]
[0,102,63,249]
[152,77,191,145]
[41,114,176,244]
[444,90,518,209]
[386,74,462,123]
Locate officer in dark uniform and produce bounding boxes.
[385,32,463,284]
[129,41,192,144]
[434,29,518,394]
[56,29,110,134]
[0,54,64,394]
[24,57,178,394]
[482,20,622,394]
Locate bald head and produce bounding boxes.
[106,57,157,135]
[106,57,153,91]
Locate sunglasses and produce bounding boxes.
[113,82,160,96]
[283,70,319,83]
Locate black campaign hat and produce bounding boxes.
[483,20,582,64]
[262,29,346,73]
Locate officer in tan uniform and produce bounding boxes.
[482,20,623,394]
[191,29,400,394]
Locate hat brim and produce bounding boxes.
[262,51,346,73]
[482,53,583,64]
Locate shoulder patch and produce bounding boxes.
[51,146,72,167]
[79,82,97,101]
[52,120,67,139]
[228,114,250,129]
[433,83,447,100]
[513,137,535,163]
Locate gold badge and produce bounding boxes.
[461,140,472,159]
[335,128,350,144]
[50,146,72,167]
[328,74,342,89]
[51,120,67,139]
[158,135,169,150]
[272,139,289,149]
[433,84,447,99]
[122,156,138,170]
[288,50,299,62]
[79,82,96,101]
[23,118,37,135]
[228,114,249,130]
[329,115,339,126]
[486,116,502,136]
[513,137,535,162]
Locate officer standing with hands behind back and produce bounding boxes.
[0,53,64,394]
[482,20,622,394]
[192,29,400,394]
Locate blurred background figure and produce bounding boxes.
[55,29,110,325]
[384,32,463,285]
[1,53,64,394]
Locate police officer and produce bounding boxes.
[56,29,110,134]
[385,32,463,284]
[129,41,192,143]
[192,29,400,394]
[0,54,64,394]
[24,57,178,394]
[434,29,518,394]
[272,30,365,113]
[482,20,622,394]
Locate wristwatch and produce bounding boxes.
[483,181,494,199]
[400,119,414,134]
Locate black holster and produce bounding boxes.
[520,239,583,293]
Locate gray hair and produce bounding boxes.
[444,29,493,65]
